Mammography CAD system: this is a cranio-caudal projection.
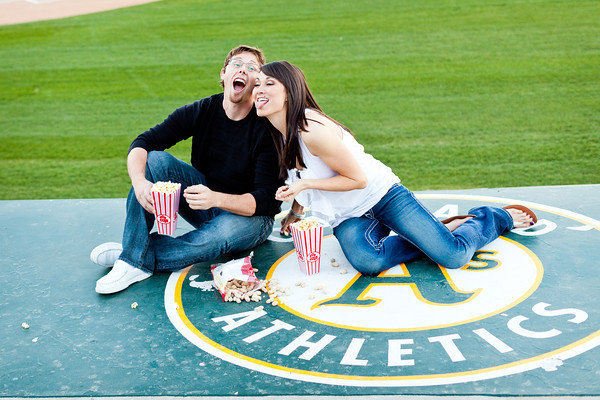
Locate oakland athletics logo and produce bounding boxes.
[165,194,600,386]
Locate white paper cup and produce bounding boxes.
[151,183,181,236]
[290,221,323,275]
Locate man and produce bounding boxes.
[91,45,281,294]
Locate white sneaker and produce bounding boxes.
[90,242,123,267]
[95,260,152,294]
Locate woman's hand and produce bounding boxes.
[275,181,305,202]
[133,179,154,214]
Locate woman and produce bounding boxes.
[253,61,536,275]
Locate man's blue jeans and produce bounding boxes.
[333,184,514,275]
[118,151,274,273]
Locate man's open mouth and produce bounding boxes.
[233,77,247,93]
[255,96,269,109]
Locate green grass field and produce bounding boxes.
[1,0,598,200]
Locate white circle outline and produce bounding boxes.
[164,194,600,387]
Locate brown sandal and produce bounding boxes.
[503,205,538,225]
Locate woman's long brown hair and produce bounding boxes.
[260,61,352,180]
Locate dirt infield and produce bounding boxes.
[0,0,161,26]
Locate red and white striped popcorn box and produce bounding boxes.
[290,219,324,275]
[151,182,181,236]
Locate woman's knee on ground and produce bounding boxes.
[437,252,471,270]
[343,250,389,276]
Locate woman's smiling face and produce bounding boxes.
[253,71,287,118]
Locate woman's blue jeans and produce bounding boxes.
[118,151,274,274]
[333,184,514,275]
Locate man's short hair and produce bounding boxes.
[223,45,266,70]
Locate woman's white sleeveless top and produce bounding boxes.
[288,125,400,228]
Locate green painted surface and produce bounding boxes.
[1,185,599,396]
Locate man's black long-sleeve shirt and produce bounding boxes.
[129,93,282,217]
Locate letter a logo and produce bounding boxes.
[315,259,477,309]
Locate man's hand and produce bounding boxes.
[280,213,302,236]
[184,184,219,210]
[133,179,155,214]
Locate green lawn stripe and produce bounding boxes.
[0,0,598,199]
